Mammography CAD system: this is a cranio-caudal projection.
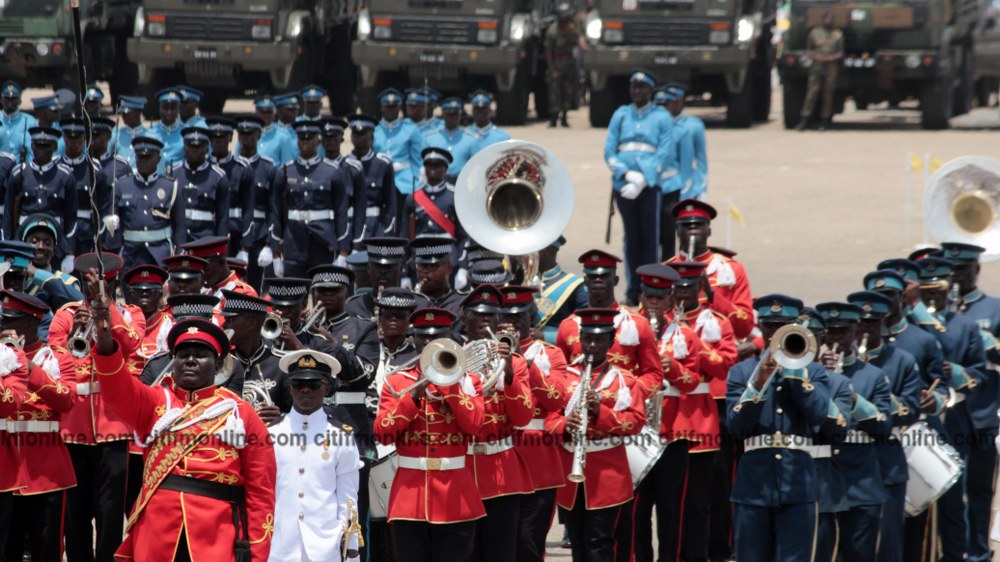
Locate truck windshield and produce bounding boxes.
[1,0,61,17]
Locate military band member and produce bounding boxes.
[228,258,249,282]
[90,315,276,562]
[267,120,351,278]
[374,88,424,198]
[0,289,31,554]
[604,69,673,304]
[59,117,113,260]
[845,290,921,562]
[912,256,988,561]
[374,307,485,562]
[423,97,475,178]
[0,242,39,295]
[535,236,587,344]
[345,237,431,321]
[16,215,85,316]
[669,261,738,560]
[466,90,511,154]
[348,114,398,248]
[174,126,231,243]
[150,88,184,170]
[468,259,512,288]
[233,114,278,289]
[269,349,363,562]
[727,295,831,561]
[370,288,420,400]
[50,253,143,562]
[112,95,149,167]
[0,80,37,157]
[1,291,75,562]
[815,301,892,561]
[179,235,258,302]
[3,126,77,260]
[459,284,536,562]
[941,242,1000,562]
[403,148,466,245]
[163,254,209,298]
[251,95,297,165]
[116,136,184,271]
[633,263,704,562]
[206,117,254,255]
[176,85,207,128]
[411,235,465,317]
[546,308,645,562]
[497,286,568,562]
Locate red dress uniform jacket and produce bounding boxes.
[668,251,754,339]
[546,363,645,510]
[15,342,78,494]
[212,272,258,305]
[374,368,486,523]
[651,316,706,443]
[517,338,569,490]
[467,353,535,499]
[556,303,664,401]
[0,345,29,492]
[683,308,736,453]
[52,302,144,444]
[92,350,276,562]
[128,310,171,456]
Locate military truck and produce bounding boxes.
[128,0,362,114]
[581,0,776,128]
[779,0,980,129]
[0,0,139,96]
[351,0,555,125]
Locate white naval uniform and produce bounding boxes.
[268,407,363,562]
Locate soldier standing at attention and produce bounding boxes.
[0,80,37,157]
[174,126,231,243]
[112,96,149,167]
[150,88,184,170]
[466,91,511,154]
[797,11,843,131]
[545,3,586,128]
[423,97,475,179]
[347,115,398,247]
[374,88,424,199]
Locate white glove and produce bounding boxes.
[400,277,413,290]
[347,557,361,562]
[620,182,644,200]
[60,255,75,274]
[102,214,120,235]
[257,246,274,268]
[419,166,427,184]
[455,267,469,290]
[334,255,348,267]
[272,258,284,278]
[235,250,249,263]
[624,170,647,189]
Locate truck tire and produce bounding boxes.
[952,45,973,116]
[726,77,753,128]
[496,70,529,126]
[920,75,953,130]
[782,79,806,129]
[588,85,617,128]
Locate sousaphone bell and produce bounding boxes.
[924,156,1000,262]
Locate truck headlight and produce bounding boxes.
[736,16,754,43]
[251,19,272,40]
[477,21,498,43]
[134,7,146,37]
[603,21,623,43]
[585,12,602,42]
[36,43,50,56]
[357,9,372,40]
[373,18,392,40]
[509,14,532,42]
[905,54,920,68]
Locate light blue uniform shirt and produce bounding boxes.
[603,103,674,192]
[375,117,424,194]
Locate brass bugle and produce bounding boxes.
[68,322,95,359]
[261,313,283,341]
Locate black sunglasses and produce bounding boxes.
[290,379,323,390]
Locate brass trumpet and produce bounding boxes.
[68,322,95,359]
[261,313,283,341]
[390,339,467,398]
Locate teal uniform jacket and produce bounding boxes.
[604,103,674,192]
[727,360,831,506]
[0,111,37,158]
[675,113,707,199]
[112,124,149,167]
[375,117,424,195]
[466,123,511,155]
[424,127,476,178]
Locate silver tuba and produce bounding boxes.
[924,156,1000,262]
[455,140,575,280]
[242,379,275,411]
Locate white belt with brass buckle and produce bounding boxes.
[397,455,465,471]
[743,433,814,452]
[516,418,545,431]
[687,382,711,395]
[185,209,214,222]
[7,420,60,433]
[617,142,656,153]
[288,210,335,222]
[76,382,101,395]
[77,210,92,219]
[228,208,242,219]
[393,162,410,171]
[804,445,832,459]
[845,429,874,444]
[561,437,619,453]
[333,391,367,405]
[468,436,514,456]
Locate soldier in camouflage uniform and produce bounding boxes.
[798,11,844,131]
[545,3,585,128]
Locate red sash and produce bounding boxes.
[413,189,457,237]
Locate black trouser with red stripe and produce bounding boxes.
[681,450,717,561]
[516,488,558,562]
[634,439,690,562]
[560,486,624,562]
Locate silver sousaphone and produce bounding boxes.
[924,156,1000,262]
[455,140,575,273]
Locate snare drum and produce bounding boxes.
[902,421,964,516]
[368,442,398,520]
[626,425,668,489]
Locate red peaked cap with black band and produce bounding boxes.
[410,308,457,335]
[461,284,503,313]
[499,285,538,314]
[577,308,618,334]
[0,290,50,319]
[74,252,124,281]
[167,318,230,357]
[122,265,168,287]
[671,261,707,285]
[179,236,231,259]
[672,199,717,222]
[578,249,622,275]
